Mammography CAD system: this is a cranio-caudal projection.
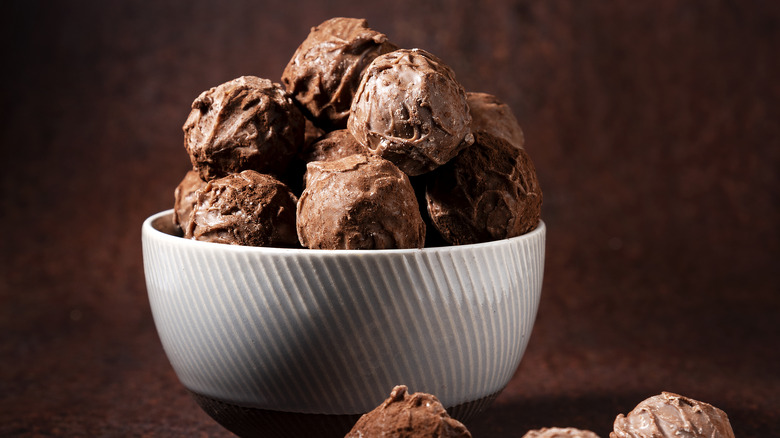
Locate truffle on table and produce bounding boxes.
[282,17,398,131]
[467,91,525,149]
[346,385,472,438]
[185,170,299,247]
[523,427,601,438]
[297,154,425,249]
[348,48,474,176]
[425,132,542,245]
[610,392,735,438]
[173,169,206,234]
[183,76,305,181]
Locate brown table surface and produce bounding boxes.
[2,1,778,437]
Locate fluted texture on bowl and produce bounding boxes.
[143,210,545,415]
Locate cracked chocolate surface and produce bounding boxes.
[183,76,304,181]
[611,392,735,438]
[297,154,425,249]
[348,48,474,176]
[346,385,472,438]
[186,170,299,247]
[425,132,542,245]
[282,17,398,131]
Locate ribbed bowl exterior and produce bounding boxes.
[142,210,545,415]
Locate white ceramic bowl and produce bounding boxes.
[142,210,545,437]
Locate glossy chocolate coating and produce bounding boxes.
[425,132,542,245]
[467,91,525,149]
[297,154,425,249]
[183,76,305,181]
[172,169,206,233]
[348,48,474,176]
[302,129,369,164]
[611,392,735,438]
[346,386,472,438]
[282,17,398,131]
[186,170,299,247]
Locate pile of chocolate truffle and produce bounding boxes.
[172,17,542,249]
[346,387,735,438]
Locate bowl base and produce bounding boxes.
[190,390,500,438]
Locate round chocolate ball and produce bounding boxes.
[346,386,471,438]
[467,91,525,149]
[183,76,305,181]
[185,170,299,247]
[173,169,206,234]
[611,392,735,438]
[425,132,542,245]
[297,154,425,249]
[348,48,475,176]
[282,17,398,131]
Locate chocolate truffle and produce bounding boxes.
[425,132,542,245]
[183,76,305,181]
[302,129,368,163]
[282,17,398,131]
[467,91,525,149]
[611,392,735,438]
[173,169,206,233]
[346,385,471,438]
[186,170,299,247]
[523,427,601,438]
[297,154,425,249]
[348,48,475,176]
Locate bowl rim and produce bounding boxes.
[143,209,545,256]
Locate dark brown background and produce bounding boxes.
[1,1,778,436]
